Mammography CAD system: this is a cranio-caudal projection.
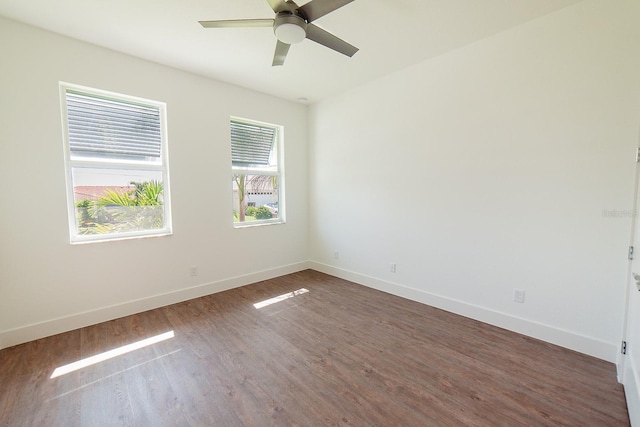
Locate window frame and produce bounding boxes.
[59,82,172,244]
[231,116,285,228]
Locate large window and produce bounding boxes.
[231,118,284,226]
[60,83,172,243]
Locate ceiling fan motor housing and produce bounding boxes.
[274,13,307,44]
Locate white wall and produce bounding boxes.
[0,17,309,349]
[309,0,640,362]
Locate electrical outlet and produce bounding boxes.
[513,289,525,303]
[190,266,199,277]
[390,263,396,273]
[333,251,339,260]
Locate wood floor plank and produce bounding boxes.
[0,270,629,426]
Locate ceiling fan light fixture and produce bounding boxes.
[274,14,307,44]
[199,1,358,66]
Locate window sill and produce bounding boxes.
[70,230,172,245]
[233,219,285,229]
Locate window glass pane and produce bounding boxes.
[233,174,279,223]
[61,84,171,243]
[71,167,165,236]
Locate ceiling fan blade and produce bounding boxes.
[305,24,358,57]
[272,40,291,66]
[298,0,355,22]
[199,19,274,28]
[265,0,298,13]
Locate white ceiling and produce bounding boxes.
[0,0,582,104]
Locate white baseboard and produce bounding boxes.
[1,261,617,364]
[0,261,310,350]
[624,358,640,426]
[309,261,617,363]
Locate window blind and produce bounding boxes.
[66,90,162,161]
[231,120,276,167]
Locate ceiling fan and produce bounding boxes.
[199,0,358,66]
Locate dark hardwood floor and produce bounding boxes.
[0,270,629,426]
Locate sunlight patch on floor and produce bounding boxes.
[253,288,309,309]
[50,330,175,379]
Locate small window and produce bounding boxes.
[231,118,284,226]
[60,83,172,243]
